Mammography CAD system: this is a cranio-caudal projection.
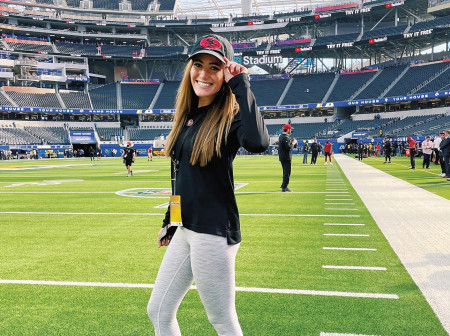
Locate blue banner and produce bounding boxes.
[70,131,96,144]
[2,90,449,114]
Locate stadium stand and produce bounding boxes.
[0,127,41,145]
[327,71,378,102]
[88,84,118,109]
[385,62,450,97]
[355,65,408,99]
[153,81,179,109]
[59,91,92,109]
[145,46,184,57]
[314,33,360,46]
[282,73,336,105]
[55,43,99,56]
[96,127,123,141]
[158,0,177,11]
[128,127,171,141]
[121,84,159,109]
[250,79,289,106]
[24,126,68,144]
[3,87,62,108]
[362,25,407,40]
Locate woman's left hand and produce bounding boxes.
[224,57,248,83]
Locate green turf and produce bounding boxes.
[0,155,447,335]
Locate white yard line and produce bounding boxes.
[0,279,398,299]
[320,333,383,336]
[324,234,369,237]
[323,265,387,271]
[323,247,377,251]
[324,223,365,226]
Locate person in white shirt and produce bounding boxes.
[421,136,433,169]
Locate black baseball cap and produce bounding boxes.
[188,34,234,64]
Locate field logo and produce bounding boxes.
[4,179,83,188]
[116,188,172,198]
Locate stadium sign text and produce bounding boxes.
[404,29,433,39]
[242,55,283,65]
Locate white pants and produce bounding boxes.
[147,227,243,336]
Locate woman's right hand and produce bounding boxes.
[157,228,171,248]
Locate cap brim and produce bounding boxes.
[188,50,226,64]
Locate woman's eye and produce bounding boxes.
[193,62,202,68]
[210,66,219,71]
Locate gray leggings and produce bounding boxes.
[147,227,243,336]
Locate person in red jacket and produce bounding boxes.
[324,139,333,165]
[407,136,417,170]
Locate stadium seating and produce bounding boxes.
[0,127,41,145]
[6,42,54,54]
[153,81,180,109]
[24,126,68,144]
[96,127,123,141]
[385,62,450,97]
[282,73,336,105]
[158,0,177,11]
[355,65,408,99]
[314,33,359,46]
[250,79,289,106]
[409,15,450,33]
[128,127,171,140]
[144,46,184,57]
[362,25,407,40]
[121,84,159,109]
[55,43,99,56]
[5,90,62,108]
[327,71,377,102]
[0,93,13,106]
[60,91,92,109]
[88,84,118,109]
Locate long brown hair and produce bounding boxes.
[165,60,238,167]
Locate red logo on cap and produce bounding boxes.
[200,37,222,50]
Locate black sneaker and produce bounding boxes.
[409,168,415,170]
[282,188,292,192]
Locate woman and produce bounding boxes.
[147,34,269,335]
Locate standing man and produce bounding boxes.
[324,139,333,165]
[421,136,433,169]
[148,146,153,161]
[383,137,392,164]
[407,136,417,170]
[357,141,365,161]
[278,124,297,192]
[440,130,450,180]
[121,141,136,177]
[310,139,319,165]
[89,146,95,161]
[433,134,442,166]
[302,140,309,164]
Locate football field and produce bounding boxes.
[0,154,448,335]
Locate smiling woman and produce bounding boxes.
[146,34,269,336]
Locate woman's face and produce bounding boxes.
[190,53,225,107]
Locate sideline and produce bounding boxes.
[334,154,450,334]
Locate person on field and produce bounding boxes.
[148,146,153,161]
[421,136,433,169]
[302,140,309,164]
[324,139,332,165]
[310,138,319,165]
[383,137,392,164]
[147,34,269,336]
[278,123,297,192]
[121,141,136,177]
[440,130,450,180]
[407,136,417,170]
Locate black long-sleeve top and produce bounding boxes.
[162,73,269,244]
